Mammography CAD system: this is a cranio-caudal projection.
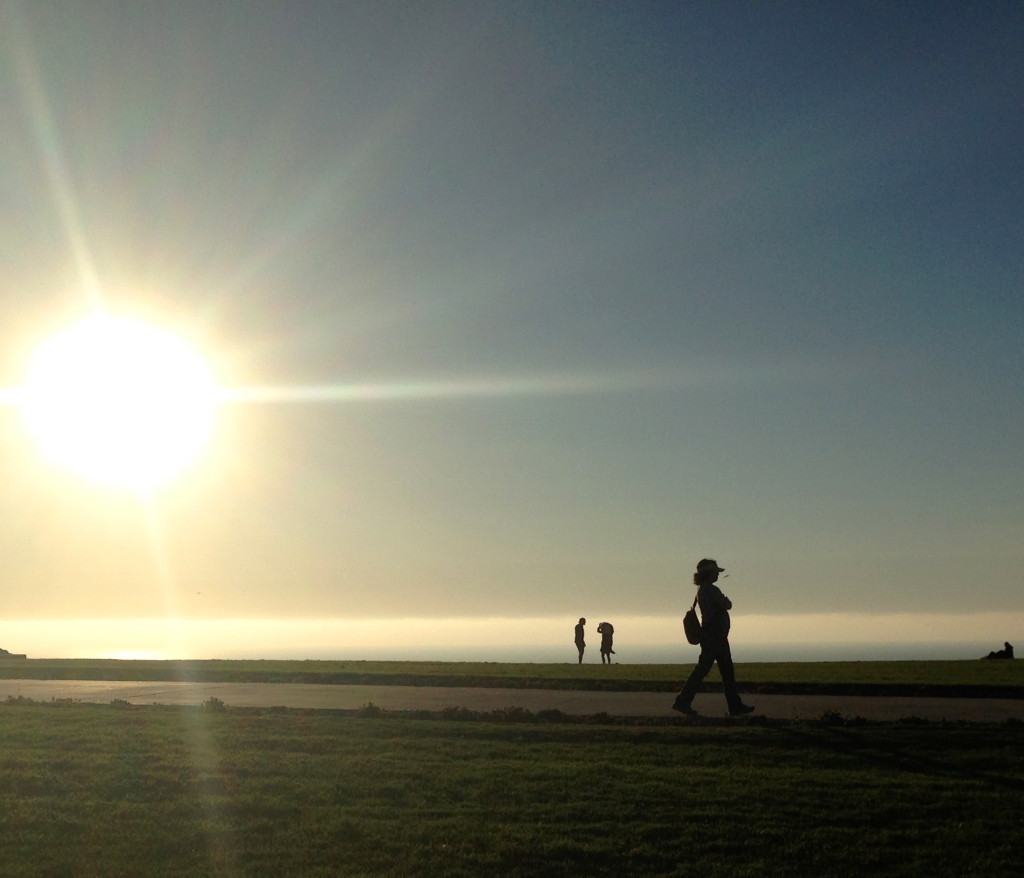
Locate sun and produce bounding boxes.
[21,312,218,490]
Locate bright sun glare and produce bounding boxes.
[21,313,217,490]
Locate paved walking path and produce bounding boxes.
[3,679,1022,722]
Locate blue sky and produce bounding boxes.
[0,2,1021,656]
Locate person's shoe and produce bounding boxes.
[671,701,698,716]
[729,703,755,717]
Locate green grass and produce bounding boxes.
[1,700,1021,877]
[2,657,1022,696]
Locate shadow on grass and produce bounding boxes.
[782,723,1024,792]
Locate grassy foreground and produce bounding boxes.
[2,657,1023,697]
[1,699,1021,878]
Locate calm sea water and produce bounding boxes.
[245,641,1000,664]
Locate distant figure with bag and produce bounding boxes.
[672,558,754,717]
[574,618,587,664]
[597,621,615,664]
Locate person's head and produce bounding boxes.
[579,617,586,625]
[693,558,724,586]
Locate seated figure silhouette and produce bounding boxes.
[984,641,1014,660]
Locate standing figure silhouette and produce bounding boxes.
[574,618,586,664]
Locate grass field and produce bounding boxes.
[1,697,1021,878]
[2,657,1022,697]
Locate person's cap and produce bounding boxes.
[696,558,725,573]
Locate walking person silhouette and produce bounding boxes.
[574,618,586,664]
[672,559,754,717]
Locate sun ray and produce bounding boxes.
[214,369,690,405]
[1,366,701,419]
[1,3,103,309]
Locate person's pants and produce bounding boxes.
[675,636,743,710]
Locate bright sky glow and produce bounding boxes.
[3,614,1020,663]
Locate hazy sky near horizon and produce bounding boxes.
[1,2,1022,638]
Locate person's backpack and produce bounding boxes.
[683,594,702,645]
